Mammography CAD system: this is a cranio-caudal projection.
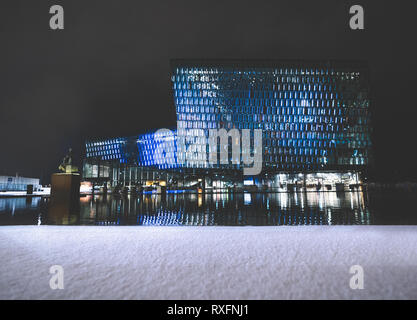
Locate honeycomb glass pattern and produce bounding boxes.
[171,60,372,172]
[136,130,178,169]
[85,138,127,163]
[86,130,179,169]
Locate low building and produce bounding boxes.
[0,175,41,192]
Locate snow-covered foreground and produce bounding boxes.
[0,226,416,300]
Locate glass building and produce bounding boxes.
[172,59,372,171]
[84,130,180,188]
[83,60,373,191]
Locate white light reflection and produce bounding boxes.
[244,193,252,205]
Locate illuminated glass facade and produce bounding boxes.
[83,60,373,189]
[171,59,372,172]
[136,130,178,169]
[85,137,128,163]
[85,130,179,169]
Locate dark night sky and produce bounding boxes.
[0,0,416,182]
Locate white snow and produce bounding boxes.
[1,225,417,300]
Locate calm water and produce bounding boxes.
[0,191,416,226]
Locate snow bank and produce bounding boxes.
[1,226,417,299]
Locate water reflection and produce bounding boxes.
[0,197,44,225]
[1,191,416,226]
[76,191,370,226]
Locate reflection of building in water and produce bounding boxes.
[78,191,370,226]
[8,191,417,226]
[82,60,372,193]
[0,197,41,211]
[0,197,44,225]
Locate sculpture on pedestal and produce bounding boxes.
[58,148,78,173]
[49,148,80,224]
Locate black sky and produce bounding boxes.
[0,0,416,182]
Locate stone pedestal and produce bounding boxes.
[48,173,80,225]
